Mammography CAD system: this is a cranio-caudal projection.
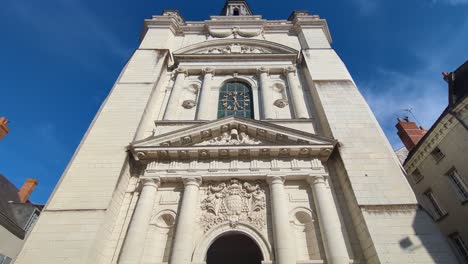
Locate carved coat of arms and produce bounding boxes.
[200,179,266,232]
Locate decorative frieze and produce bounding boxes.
[198,43,271,54]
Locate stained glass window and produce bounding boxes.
[217,81,253,119]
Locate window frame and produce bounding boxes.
[449,232,468,263]
[423,189,447,220]
[411,169,424,184]
[430,147,445,163]
[217,81,254,119]
[446,168,468,203]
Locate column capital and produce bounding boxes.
[257,67,269,75]
[175,67,188,76]
[306,175,328,186]
[182,176,202,187]
[203,67,215,74]
[284,65,297,74]
[266,175,285,185]
[140,177,161,188]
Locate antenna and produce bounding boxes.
[402,108,421,126]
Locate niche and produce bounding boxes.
[290,209,324,261]
[145,211,176,263]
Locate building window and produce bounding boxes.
[450,233,468,262]
[0,254,12,264]
[424,190,447,220]
[447,168,468,202]
[217,81,253,119]
[431,147,445,162]
[233,8,240,16]
[411,169,424,183]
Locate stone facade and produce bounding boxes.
[401,62,468,263]
[16,1,458,264]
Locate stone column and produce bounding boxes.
[307,176,349,264]
[164,68,187,120]
[119,178,161,264]
[267,176,295,264]
[170,177,202,264]
[284,66,309,119]
[258,67,274,119]
[196,67,215,120]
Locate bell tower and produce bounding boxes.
[16,0,460,264]
[221,0,253,16]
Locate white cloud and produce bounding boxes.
[361,68,447,149]
[360,19,468,149]
[352,0,379,15]
[432,0,468,5]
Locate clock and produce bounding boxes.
[221,91,250,111]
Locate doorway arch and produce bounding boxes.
[207,233,262,264]
[192,223,273,263]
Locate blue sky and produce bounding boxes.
[0,0,467,204]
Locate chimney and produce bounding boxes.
[0,117,9,141]
[18,178,38,203]
[396,117,427,151]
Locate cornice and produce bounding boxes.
[286,12,332,44]
[142,14,312,39]
[404,97,468,173]
[0,211,25,239]
[130,117,336,162]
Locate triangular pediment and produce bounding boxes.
[130,117,336,161]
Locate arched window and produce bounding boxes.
[218,81,253,119]
[233,8,240,16]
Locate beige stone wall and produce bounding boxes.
[301,45,457,262]
[404,99,468,261]
[0,225,24,261]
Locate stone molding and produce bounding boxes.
[130,117,337,161]
[191,222,273,263]
[144,10,331,44]
[306,175,328,187]
[266,175,285,185]
[140,177,161,188]
[359,204,418,214]
[182,176,202,187]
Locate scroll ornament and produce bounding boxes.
[208,26,263,39]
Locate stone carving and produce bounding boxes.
[182,99,197,109]
[195,129,262,146]
[208,27,263,39]
[274,99,289,108]
[199,44,270,54]
[200,179,266,232]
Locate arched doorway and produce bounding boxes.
[206,233,263,264]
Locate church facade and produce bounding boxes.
[16,1,459,264]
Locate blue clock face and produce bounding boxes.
[218,81,253,118]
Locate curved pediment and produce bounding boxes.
[173,39,299,56]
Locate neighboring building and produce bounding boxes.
[0,117,9,141]
[0,177,42,263]
[398,61,468,263]
[17,1,457,264]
